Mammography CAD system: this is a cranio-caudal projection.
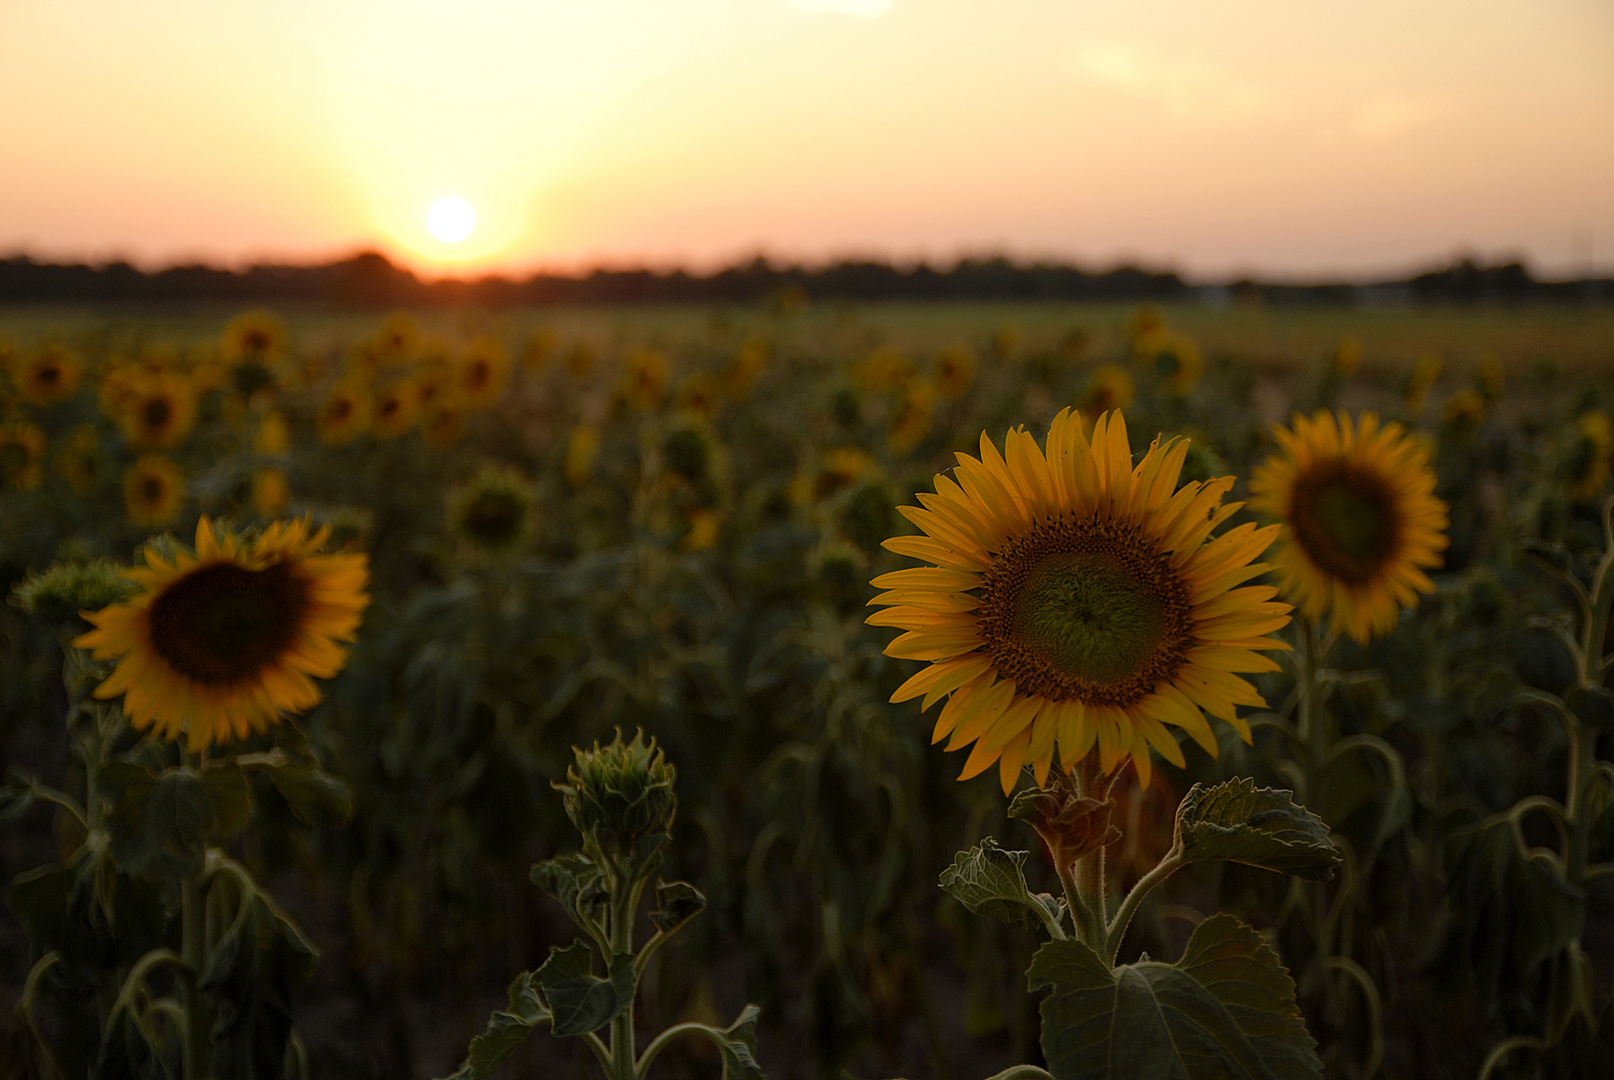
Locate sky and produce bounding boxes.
[1,0,1611,281]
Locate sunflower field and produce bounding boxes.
[0,301,1611,1080]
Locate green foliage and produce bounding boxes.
[531,940,636,1038]
[444,972,552,1080]
[1028,914,1321,1080]
[938,839,1063,936]
[1174,778,1341,881]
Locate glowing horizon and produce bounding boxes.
[1,1,1610,281]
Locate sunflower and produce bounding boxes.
[372,380,421,439]
[673,372,721,421]
[1249,411,1448,644]
[565,424,601,487]
[222,309,287,363]
[869,409,1291,794]
[888,378,937,455]
[317,380,373,447]
[74,518,369,751]
[524,328,558,372]
[934,343,977,400]
[0,422,47,490]
[1081,364,1135,417]
[1135,330,1202,395]
[421,401,465,450]
[854,346,913,394]
[254,411,290,457]
[457,337,510,411]
[1565,411,1614,505]
[57,424,104,494]
[620,347,671,412]
[448,464,535,557]
[725,337,768,400]
[117,372,198,450]
[18,344,84,406]
[123,454,187,529]
[251,468,290,518]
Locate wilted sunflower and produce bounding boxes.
[18,344,84,406]
[372,380,421,439]
[457,337,511,410]
[123,454,187,528]
[1249,411,1448,644]
[117,372,198,450]
[934,343,977,400]
[869,409,1291,794]
[75,517,369,751]
[56,424,103,494]
[0,422,47,490]
[317,380,373,447]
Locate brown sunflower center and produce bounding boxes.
[147,561,310,685]
[460,491,525,548]
[977,514,1193,707]
[39,365,61,386]
[1288,462,1400,585]
[142,397,172,431]
[140,476,164,503]
[330,398,352,421]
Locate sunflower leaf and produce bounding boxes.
[1174,778,1340,881]
[0,768,35,820]
[648,879,706,937]
[530,853,611,938]
[198,763,254,841]
[439,971,552,1080]
[939,838,1064,936]
[532,939,635,1038]
[262,759,353,827]
[704,1004,766,1080]
[100,764,210,879]
[1029,913,1322,1080]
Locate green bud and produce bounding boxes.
[556,730,677,870]
[10,559,136,625]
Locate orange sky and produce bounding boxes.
[1,0,1610,280]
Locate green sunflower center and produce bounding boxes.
[978,514,1193,707]
[147,561,310,685]
[1288,462,1400,585]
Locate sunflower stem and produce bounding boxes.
[606,858,646,1080]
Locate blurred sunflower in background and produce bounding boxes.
[933,343,976,400]
[564,423,601,487]
[371,380,421,439]
[56,424,103,494]
[1080,364,1135,417]
[1250,410,1448,643]
[17,344,83,406]
[457,337,510,410]
[888,378,937,455]
[869,409,1291,793]
[116,371,198,450]
[221,308,287,363]
[0,422,47,490]
[620,347,671,412]
[421,401,465,450]
[1136,329,1203,395]
[75,517,369,751]
[448,464,535,557]
[252,468,290,518]
[1564,410,1614,505]
[726,336,768,400]
[123,454,186,528]
[317,379,373,447]
[674,372,721,421]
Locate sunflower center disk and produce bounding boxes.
[1014,555,1166,685]
[1290,464,1399,584]
[147,561,310,685]
[978,515,1192,707]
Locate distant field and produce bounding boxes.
[2,299,1611,378]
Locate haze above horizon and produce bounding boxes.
[1,1,1610,281]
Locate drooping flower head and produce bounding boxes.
[1249,410,1447,644]
[75,518,369,751]
[869,409,1291,794]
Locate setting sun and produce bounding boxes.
[426,196,476,244]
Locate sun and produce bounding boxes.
[426,195,476,244]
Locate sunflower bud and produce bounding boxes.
[557,731,677,871]
[1008,768,1120,873]
[11,560,136,627]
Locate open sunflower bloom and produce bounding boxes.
[869,409,1291,794]
[1249,410,1447,644]
[75,518,369,751]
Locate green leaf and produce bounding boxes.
[199,764,254,842]
[1566,684,1614,731]
[648,879,706,936]
[1029,913,1322,1080]
[263,760,353,827]
[0,768,35,820]
[102,765,210,879]
[1174,779,1341,881]
[710,1004,766,1080]
[441,971,552,1080]
[939,838,1063,934]
[532,939,635,1038]
[530,853,610,935]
